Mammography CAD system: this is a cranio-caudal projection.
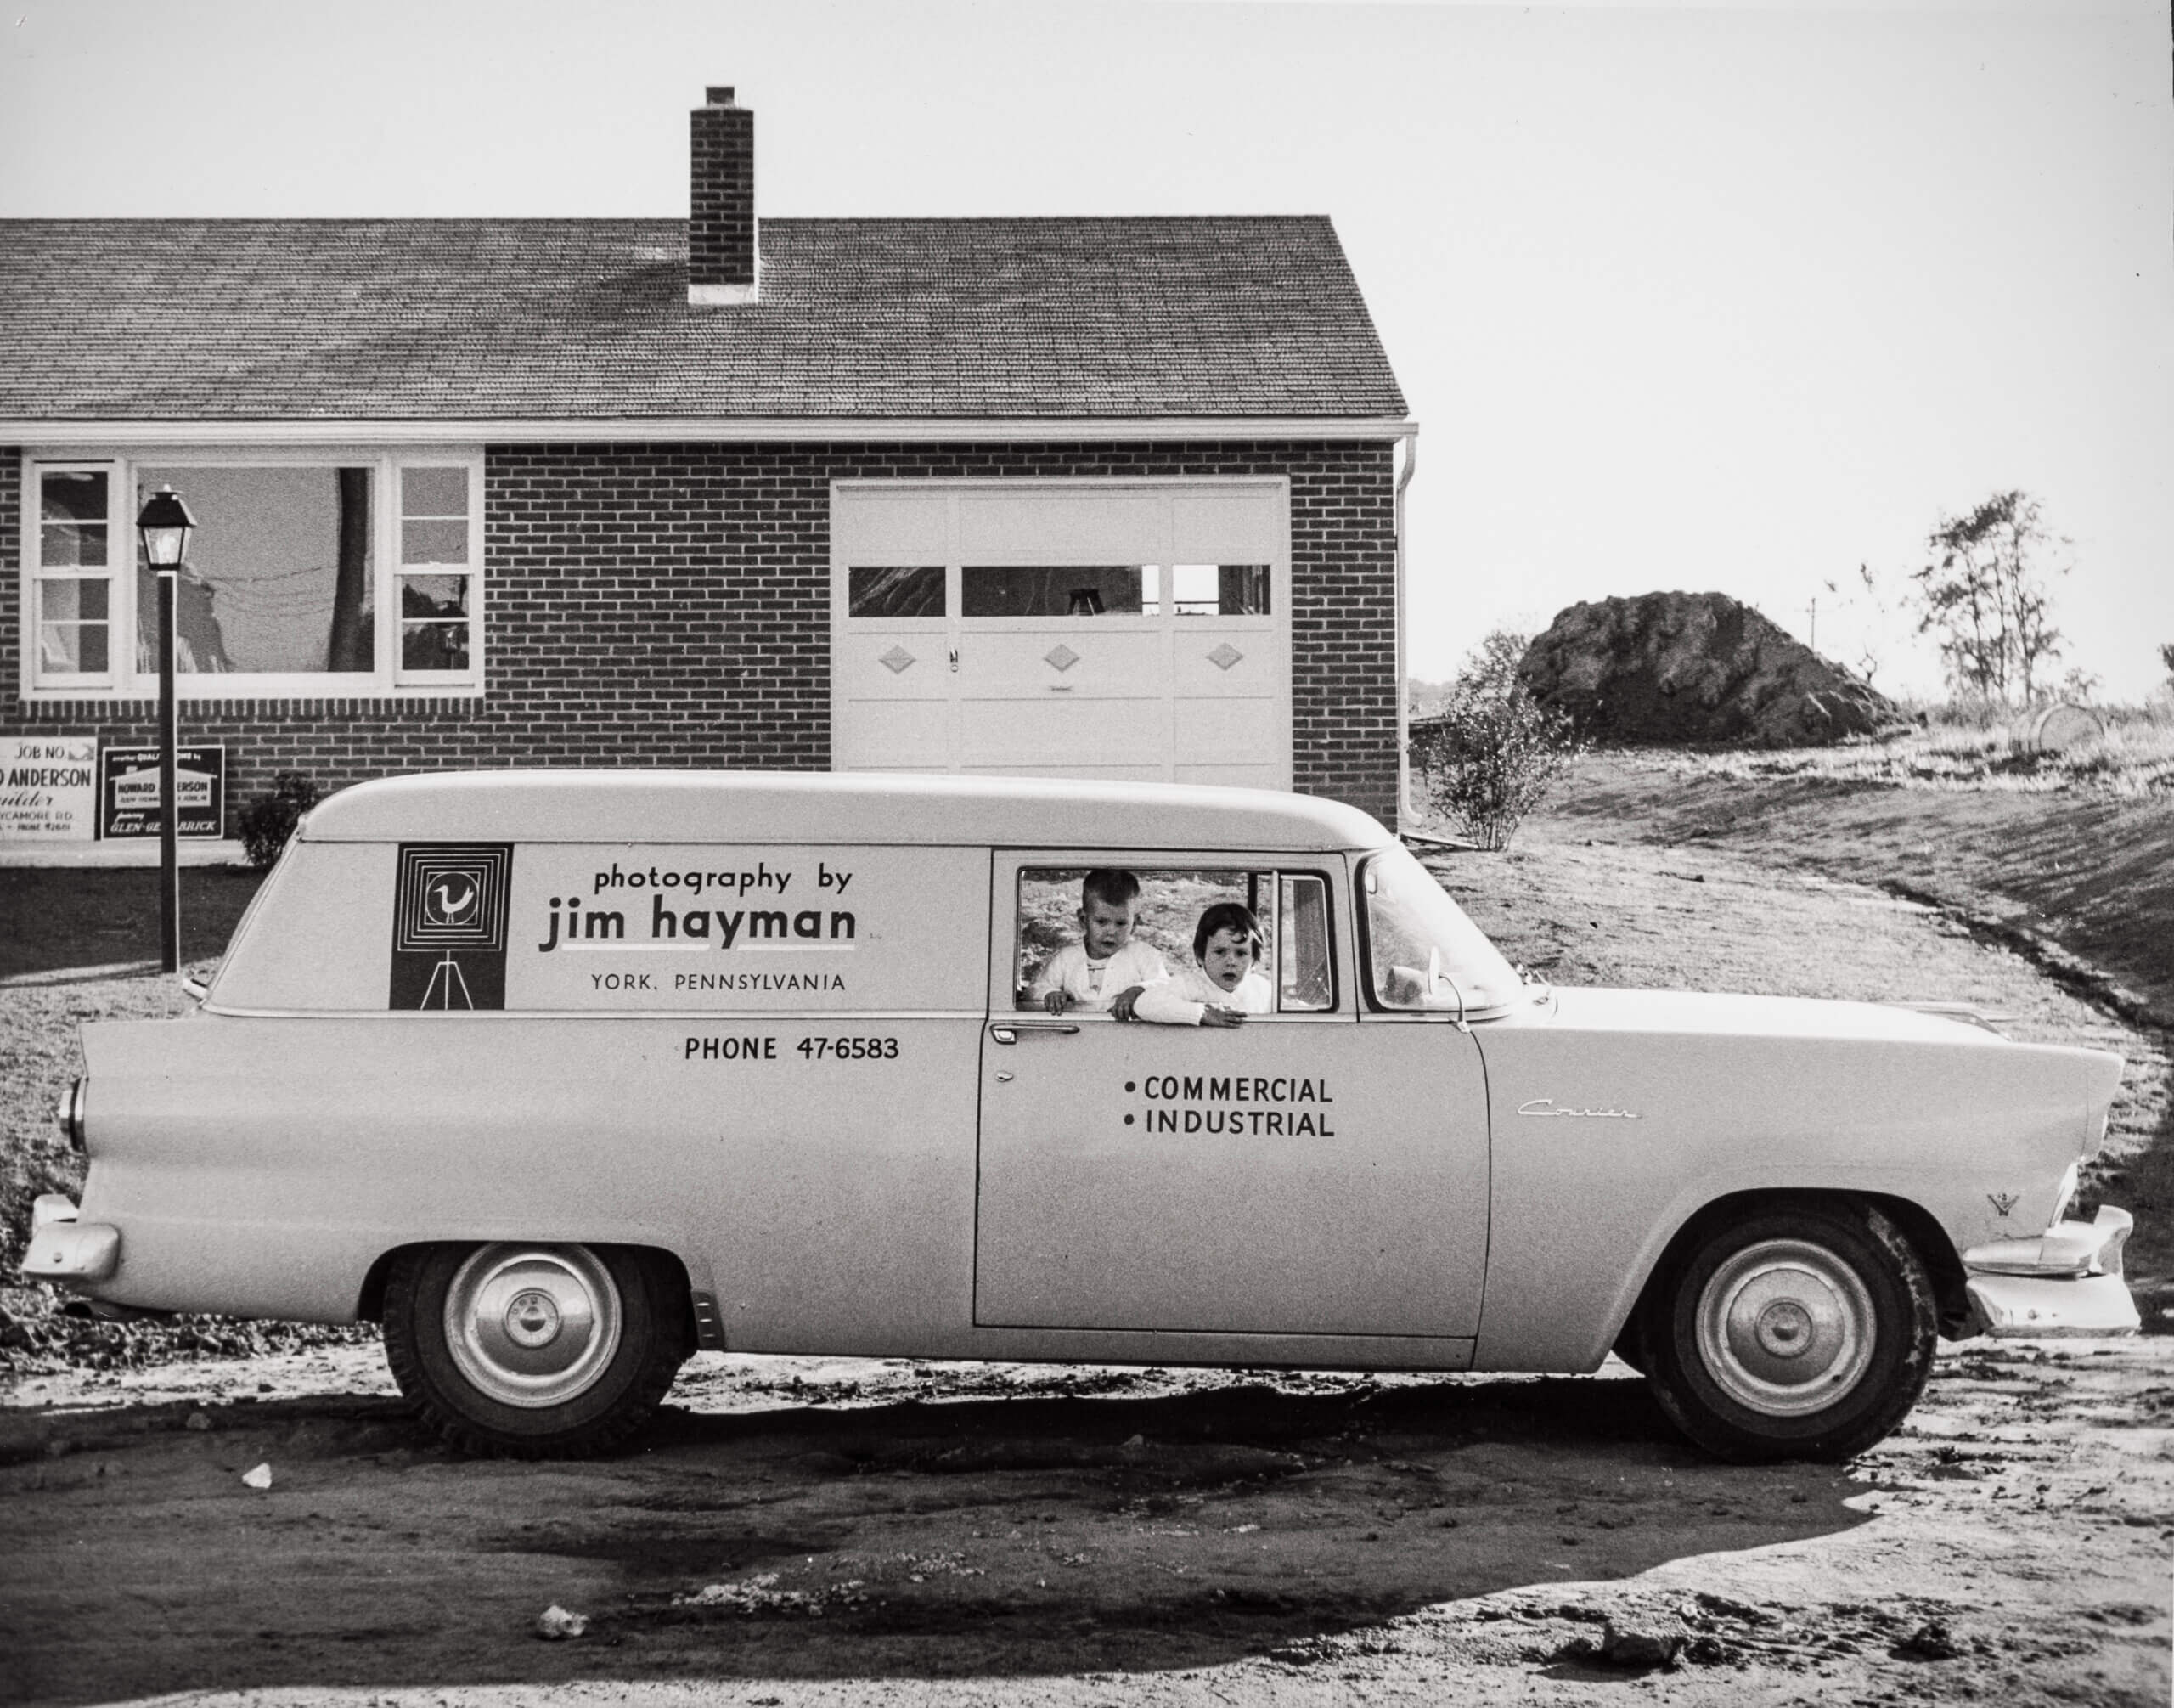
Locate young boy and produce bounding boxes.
[1123,901,1273,1029]
[1031,869,1169,1014]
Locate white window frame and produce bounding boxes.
[24,460,121,692]
[17,446,485,702]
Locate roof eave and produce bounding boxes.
[3,414,1416,448]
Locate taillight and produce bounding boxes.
[57,1078,86,1153]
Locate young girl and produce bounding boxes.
[1120,901,1272,1028]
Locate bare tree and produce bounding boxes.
[1409,631,1585,852]
[1910,491,2069,704]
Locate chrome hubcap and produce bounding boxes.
[1695,1238,1874,1418]
[444,1245,622,1409]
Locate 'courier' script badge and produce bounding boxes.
[390,843,514,1010]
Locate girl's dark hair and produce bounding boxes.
[1194,901,1264,963]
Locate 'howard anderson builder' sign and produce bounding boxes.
[98,745,227,839]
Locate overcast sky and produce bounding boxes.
[4,0,2167,700]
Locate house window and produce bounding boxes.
[133,465,375,675]
[34,469,114,683]
[397,466,476,677]
[20,450,482,699]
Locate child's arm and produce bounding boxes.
[1129,981,1204,1026]
[1029,948,1074,1014]
[1129,964,1245,1027]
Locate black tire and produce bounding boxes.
[382,1243,688,1458]
[1642,1200,1936,1463]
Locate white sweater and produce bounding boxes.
[1132,963,1274,1026]
[1028,939,1170,1012]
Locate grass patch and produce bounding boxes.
[1632,707,2174,797]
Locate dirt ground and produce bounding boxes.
[3,1340,2169,1705]
[3,820,2170,1705]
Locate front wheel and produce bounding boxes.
[1642,1202,1935,1463]
[383,1243,687,1457]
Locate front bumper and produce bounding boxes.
[1963,1204,2139,1338]
[21,1193,119,1286]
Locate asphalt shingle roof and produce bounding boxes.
[0,217,1406,422]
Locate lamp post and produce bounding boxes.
[136,486,196,973]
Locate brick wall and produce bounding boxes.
[3,440,1402,825]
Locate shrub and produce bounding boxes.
[1410,633,1587,851]
[237,772,324,870]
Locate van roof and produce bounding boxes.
[300,770,1396,853]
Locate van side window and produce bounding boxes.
[1277,873,1334,1012]
[1013,866,1334,1015]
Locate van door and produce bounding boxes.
[974,855,1490,1338]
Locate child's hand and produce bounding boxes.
[1110,985,1146,1021]
[1043,989,1071,1015]
[1200,1006,1245,1029]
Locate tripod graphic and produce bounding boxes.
[419,950,475,1009]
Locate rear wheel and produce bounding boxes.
[1642,1202,1935,1463]
[383,1243,687,1457]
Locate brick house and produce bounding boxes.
[1,87,1415,827]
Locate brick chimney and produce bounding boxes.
[689,86,756,305]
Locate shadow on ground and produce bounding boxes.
[0,1373,1869,1701]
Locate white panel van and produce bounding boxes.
[24,771,2133,1462]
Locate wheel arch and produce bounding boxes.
[1614,1187,1971,1367]
[356,1239,701,1352]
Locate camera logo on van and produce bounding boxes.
[391,843,513,1010]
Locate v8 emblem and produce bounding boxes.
[1987,1192,2020,1219]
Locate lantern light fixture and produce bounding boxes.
[136,485,197,567]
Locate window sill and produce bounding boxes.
[22,680,483,703]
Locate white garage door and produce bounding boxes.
[831,481,1291,787]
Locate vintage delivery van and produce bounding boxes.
[25,771,2136,1461]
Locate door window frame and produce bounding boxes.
[991,849,1349,1023]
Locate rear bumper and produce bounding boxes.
[20,1193,119,1286]
[1963,1204,2138,1339]
[1964,1271,2138,1337]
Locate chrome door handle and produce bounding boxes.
[989,1021,1080,1044]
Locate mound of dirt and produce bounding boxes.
[1518,592,1899,746]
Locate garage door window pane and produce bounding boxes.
[964,566,1154,618]
[849,566,945,618]
[1172,563,1270,617]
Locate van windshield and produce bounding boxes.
[1358,845,1523,1017]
